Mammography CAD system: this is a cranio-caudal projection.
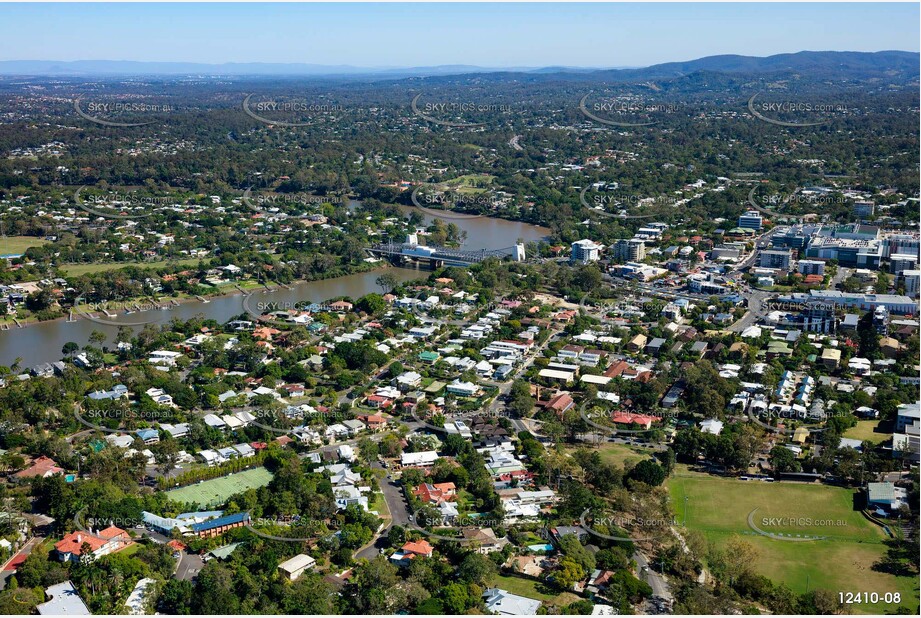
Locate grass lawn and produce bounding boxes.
[567,442,654,470]
[61,257,202,276]
[1,236,49,255]
[493,574,563,603]
[370,491,390,519]
[119,543,142,557]
[165,466,274,507]
[843,420,892,445]
[668,470,918,614]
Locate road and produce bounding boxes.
[633,549,672,601]
[727,287,773,334]
[0,536,44,590]
[354,464,413,561]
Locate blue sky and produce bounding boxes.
[1,2,917,68]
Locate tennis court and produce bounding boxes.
[165,467,274,507]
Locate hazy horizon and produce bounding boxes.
[0,2,917,68]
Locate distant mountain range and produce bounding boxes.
[0,60,608,77]
[0,51,917,81]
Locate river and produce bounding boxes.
[0,208,549,368]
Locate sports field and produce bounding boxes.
[668,470,918,614]
[165,466,273,507]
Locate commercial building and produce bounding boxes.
[737,211,763,230]
[759,249,792,270]
[190,512,250,538]
[797,259,825,276]
[890,254,918,275]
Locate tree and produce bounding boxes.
[440,582,471,614]
[554,557,586,589]
[356,293,386,315]
[457,552,498,586]
[356,437,379,464]
[62,341,79,358]
[508,379,535,417]
[375,273,399,295]
[627,459,667,487]
[769,445,799,474]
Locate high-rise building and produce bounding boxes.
[612,239,646,262]
[902,270,920,299]
[571,239,602,264]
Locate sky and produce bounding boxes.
[0,2,918,68]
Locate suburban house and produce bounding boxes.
[414,482,457,504]
[390,539,434,565]
[401,450,440,468]
[54,526,132,562]
[461,527,510,554]
[36,581,91,616]
[277,553,317,581]
[482,588,542,615]
[14,456,64,480]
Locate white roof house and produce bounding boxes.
[203,414,227,429]
[106,434,135,449]
[277,553,317,581]
[483,588,542,615]
[700,419,724,435]
[401,450,440,467]
[36,581,91,616]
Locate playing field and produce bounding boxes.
[0,236,49,256]
[165,467,273,507]
[668,470,918,613]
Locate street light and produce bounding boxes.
[683,495,689,526]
